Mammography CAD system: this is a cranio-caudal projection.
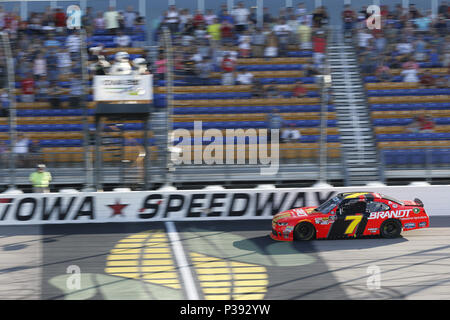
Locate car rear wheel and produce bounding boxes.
[293,222,316,241]
[380,219,402,238]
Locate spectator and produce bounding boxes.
[94,12,106,30]
[266,81,282,98]
[438,1,449,18]
[420,69,436,88]
[414,11,432,34]
[360,51,377,77]
[251,80,266,98]
[166,5,180,34]
[193,10,205,29]
[281,123,301,142]
[35,75,49,102]
[375,59,393,82]
[204,9,217,26]
[232,2,250,34]
[46,50,59,82]
[44,33,61,49]
[14,133,30,167]
[298,20,312,50]
[296,2,307,17]
[286,14,299,46]
[221,53,235,85]
[312,6,328,28]
[29,139,41,167]
[207,18,222,47]
[56,48,72,76]
[342,5,356,37]
[54,7,66,33]
[82,7,94,33]
[196,58,214,85]
[420,115,435,133]
[114,30,132,47]
[413,35,428,62]
[428,48,441,67]
[155,53,167,81]
[238,31,251,58]
[264,32,278,58]
[263,7,273,24]
[0,89,9,118]
[219,10,234,25]
[236,68,254,85]
[304,63,319,77]
[220,20,234,45]
[68,76,83,108]
[396,38,413,56]
[435,76,449,89]
[0,6,5,30]
[29,164,52,193]
[267,108,283,142]
[273,18,292,56]
[357,29,373,53]
[312,31,327,68]
[0,140,7,168]
[179,9,192,32]
[250,27,266,58]
[104,6,120,34]
[0,60,6,88]
[373,33,387,55]
[183,54,197,83]
[21,73,35,103]
[123,6,137,31]
[292,80,308,98]
[401,57,419,82]
[33,52,47,78]
[66,30,81,56]
[48,81,63,109]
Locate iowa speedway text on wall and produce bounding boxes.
[0,186,447,225]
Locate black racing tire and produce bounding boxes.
[293,222,316,241]
[380,219,402,239]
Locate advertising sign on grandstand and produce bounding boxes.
[93,75,153,101]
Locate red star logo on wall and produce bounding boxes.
[108,199,129,217]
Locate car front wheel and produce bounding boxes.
[293,222,316,241]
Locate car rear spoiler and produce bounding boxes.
[414,198,424,207]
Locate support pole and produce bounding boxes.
[80,29,95,191]
[1,32,17,190]
[318,28,332,185]
[162,27,175,186]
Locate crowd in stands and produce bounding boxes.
[0,5,146,167]
[341,3,449,88]
[0,5,146,107]
[152,1,329,86]
[342,1,450,154]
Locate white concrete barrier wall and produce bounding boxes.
[0,185,448,225]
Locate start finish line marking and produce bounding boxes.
[165,221,200,300]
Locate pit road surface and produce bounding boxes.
[0,217,449,300]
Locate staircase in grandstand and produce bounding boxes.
[328,30,381,186]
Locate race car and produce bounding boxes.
[271,192,429,241]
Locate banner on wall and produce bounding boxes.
[0,185,448,225]
[93,74,153,101]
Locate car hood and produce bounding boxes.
[273,206,323,222]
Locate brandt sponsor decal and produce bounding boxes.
[368,209,412,220]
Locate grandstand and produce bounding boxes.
[0,0,448,191]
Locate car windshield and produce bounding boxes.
[315,196,342,214]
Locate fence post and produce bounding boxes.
[1,32,17,190]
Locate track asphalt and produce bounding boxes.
[0,216,449,300]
